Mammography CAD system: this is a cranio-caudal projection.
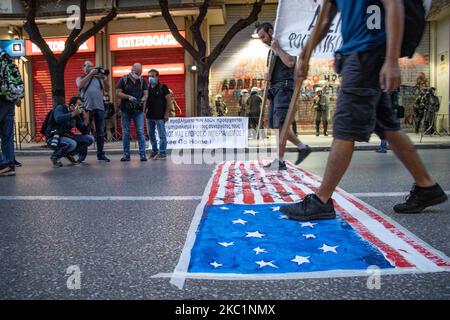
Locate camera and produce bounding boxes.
[49,130,60,149]
[95,67,110,76]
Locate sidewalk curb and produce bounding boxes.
[14,143,450,156]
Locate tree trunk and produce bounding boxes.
[197,66,211,116]
[48,60,66,107]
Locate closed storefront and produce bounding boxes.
[109,31,186,137]
[26,37,96,138]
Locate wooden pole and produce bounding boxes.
[278,0,332,153]
[256,50,276,140]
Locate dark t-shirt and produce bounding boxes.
[116,75,148,113]
[146,83,170,120]
[270,56,294,85]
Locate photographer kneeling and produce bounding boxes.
[45,96,94,168]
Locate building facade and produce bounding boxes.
[0,0,448,141]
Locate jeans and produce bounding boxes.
[49,135,94,161]
[379,139,388,152]
[0,99,15,165]
[88,109,106,158]
[147,119,167,156]
[121,111,146,157]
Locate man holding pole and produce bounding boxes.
[257,23,312,171]
[281,0,447,220]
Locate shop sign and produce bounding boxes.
[25,37,95,56]
[0,40,25,57]
[109,31,185,51]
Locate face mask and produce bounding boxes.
[85,66,92,74]
[131,72,140,80]
[149,76,157,85]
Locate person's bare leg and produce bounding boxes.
[278,129,301,159]
[316,138,355,204]
[384,130,434,187]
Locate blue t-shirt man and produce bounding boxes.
[331,0,386,55]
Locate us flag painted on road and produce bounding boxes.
[170,161,450,288]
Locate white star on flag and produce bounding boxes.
[244,210,258,216]
[255,260,279,269]
[218,242,234,247]
[291,255,311,265]
[279,215,289,220]
[272,206,281,211]
[300,222,317,228]
[220,207,229,210]
[253,247,268,255]
[303,234,316,239]
[246,231,265,238]
[319,244,338,253]
[210,261,223,268]
[232,219,248,225]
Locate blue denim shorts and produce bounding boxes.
[268,86,293,129]
[333,47,401,142]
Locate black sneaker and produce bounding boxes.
[98,155,111,162]
[295,146,312,165]
[65,155,79,165]
[121,155,130,162]
[140,156,148,162]
[153,153,167,160]
[280,194,336,221]
[394,184,448,214]
[0,165,15,176]
[263,159,287,171]
[51,156,63,168]
[14,159,22,167]
[149,151,158,159]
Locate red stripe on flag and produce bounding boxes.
[207,162,225,205]
[224,161,236,204]
[278,171,308,199]
[288,166,414,268]
[249,162,274,203]
[260,161,294,203]
[239,162,255,204]
[297,167,450,268]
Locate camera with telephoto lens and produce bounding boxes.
[49,130,60,149]
[95,67,110,76]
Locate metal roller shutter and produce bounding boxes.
[210,4,278,116]
[32,52,96,138]
[113,47,186,139]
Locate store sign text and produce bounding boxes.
[25,37,95,56]
[109,31,185,51]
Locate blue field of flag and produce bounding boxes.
[188,203,394,274]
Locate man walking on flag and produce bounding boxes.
[257,23,312,171]
[281,0,447,220]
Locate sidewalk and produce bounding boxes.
[14,132,450,156]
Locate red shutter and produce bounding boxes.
[113,47,186,140]
[32,53,96,139]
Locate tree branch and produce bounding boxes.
[22,0,57,63]
[159,0,199,61]
[64,0,88,53]
[62,3,118,63]
[208,0,265,65]
[190,0,209,57]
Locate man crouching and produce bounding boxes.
[45,96,94,167]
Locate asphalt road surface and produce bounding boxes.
[0,149,449,300]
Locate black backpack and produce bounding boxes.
[40,109,54,136]
[401,0,429,58]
